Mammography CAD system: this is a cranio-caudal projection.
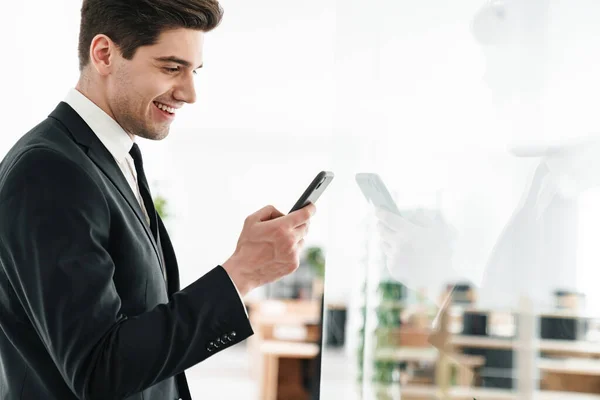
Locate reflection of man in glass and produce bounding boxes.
[372,1,600,395]
[483,0,600,311]
[373,3,600,393]
[377,0,600,313]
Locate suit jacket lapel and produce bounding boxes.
[48,102,163,266]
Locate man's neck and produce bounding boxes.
[75,78,136,142]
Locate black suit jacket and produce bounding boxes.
[0,102,253,400]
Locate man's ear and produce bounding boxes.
[89,34,117,76]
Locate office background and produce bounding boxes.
[3,0,600,398]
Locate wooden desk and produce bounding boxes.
[259,341,320,400]
[449,335,600,393]
[248,301,320,331]
[375,347,438,363]
[451,335,600,357]
[247,299,321,379]
[373,346,485,387]
[539,358,600,393]
[375,347,484,366]
[451,335,515,350]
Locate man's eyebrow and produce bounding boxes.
[154,56,203,69]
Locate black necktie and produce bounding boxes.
[129,143,158,241]
[129,143,168,285]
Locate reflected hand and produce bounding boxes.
[374,208,458,291]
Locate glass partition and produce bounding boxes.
[322,1,600,399]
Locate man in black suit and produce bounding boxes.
[0,1,315,399]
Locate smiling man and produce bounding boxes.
[77,6,206,141]
[0,1,316,399]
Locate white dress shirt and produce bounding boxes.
[63,89,247,313]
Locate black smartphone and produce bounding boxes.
[289,171,335,213]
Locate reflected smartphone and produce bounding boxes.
[289,171,335,213]
[355,172,401,215]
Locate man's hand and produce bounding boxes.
[222,204,316,296]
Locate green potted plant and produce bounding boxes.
[303,246,326,299]
[305,246,325,278]
[153,194,169,220]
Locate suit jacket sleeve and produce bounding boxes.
[0,147,253,400]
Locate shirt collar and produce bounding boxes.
[63,88,134,162]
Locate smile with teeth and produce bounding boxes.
[154,101,176,114]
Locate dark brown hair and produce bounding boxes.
[78,0,224,71]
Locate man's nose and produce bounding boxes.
[174,75,197,104]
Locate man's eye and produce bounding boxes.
[164,67,179,73]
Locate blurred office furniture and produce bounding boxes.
[539,357,600,393]
[259,340,320,400]
[541,314,578,341]
[450,305,600,395]
[247,298,323,399]
[310,295,325,400]
[266,266,315,300]
[325,302,346,348]
[355,263,600,397]
[247,299,320,372]
[460,308,514,389]
[353,201,600,398]
[266,246,325,301]
[555,290,586,311]
[462,310,488,337]
[444,283,477,306]
[541,291,588,341]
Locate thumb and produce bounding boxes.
[253,205,285,222]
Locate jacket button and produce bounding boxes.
[222,334,231,343]
[207,346,213,352]
[208,341,218,351]
[230,331,237,338]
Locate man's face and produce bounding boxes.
[106,28,204,140]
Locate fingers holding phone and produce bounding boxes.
[222,172,332,297]
[222,206,299,295]
[223,204,316,296]
[253,204,286,222]
[263,202,314,246]
[288,208,313,250]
